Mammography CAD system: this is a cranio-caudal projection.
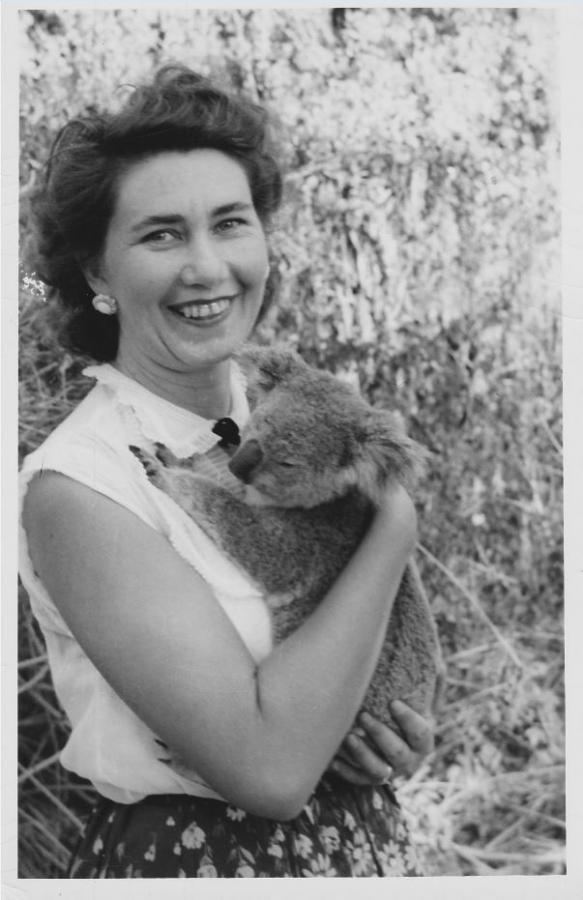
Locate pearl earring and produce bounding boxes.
[92,294,118,316]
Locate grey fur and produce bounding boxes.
[133,346,445,731]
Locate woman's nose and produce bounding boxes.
[180,237,227,285]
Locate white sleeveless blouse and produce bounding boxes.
[18,363,273,804]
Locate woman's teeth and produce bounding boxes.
[175,298,231,319]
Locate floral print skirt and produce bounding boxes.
[67,776,423,878]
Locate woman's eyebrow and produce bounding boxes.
[130,203,253,233]
[130,214,184,233]
[212,202,254,217]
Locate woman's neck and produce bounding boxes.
[112,354,233,420]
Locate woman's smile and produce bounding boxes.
[168,294,238,323]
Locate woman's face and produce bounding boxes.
[87,148,269,375]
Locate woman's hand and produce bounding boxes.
[329,701,434,786]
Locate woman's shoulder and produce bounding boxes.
[19,368,153,532]
[21,377,129,476]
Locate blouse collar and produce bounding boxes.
[82,362,249,459]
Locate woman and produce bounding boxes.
[20,65,434,878]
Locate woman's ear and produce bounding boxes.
[80,257,108,296]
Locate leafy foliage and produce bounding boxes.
[18,7,563,877]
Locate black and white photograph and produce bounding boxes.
[3,2,579,893]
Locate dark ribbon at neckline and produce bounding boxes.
[212,417,241,448]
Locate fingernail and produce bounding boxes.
[348,734,360,749]
[390,700,405,712]
[359,712,372,726]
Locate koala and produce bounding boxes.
[132,346,444,732]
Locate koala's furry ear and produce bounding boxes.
[356,410,427,496]
[237,344,307,404]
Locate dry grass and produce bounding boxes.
[401,570,565,876]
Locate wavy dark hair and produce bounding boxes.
[31,65,284,361]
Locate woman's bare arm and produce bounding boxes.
[23,471,416,820]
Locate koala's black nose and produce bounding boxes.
[228,440,263,484]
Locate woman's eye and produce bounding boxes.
[215,218,247,234]
[144,230,179,244]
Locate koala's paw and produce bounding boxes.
[129,445,162,480]
[152,442,180,468]
[129,444,177,494]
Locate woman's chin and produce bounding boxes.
[167,317,255,369]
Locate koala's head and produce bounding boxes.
[229,346,425,509]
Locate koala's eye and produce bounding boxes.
[275,459,298,469]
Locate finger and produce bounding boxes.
[329,756,381,786]
[357,713,420,777]
[343,734,392,784]
[335,744,357,766]
[388,701,435,754]
[337,726,373,764]
[359,707,433,758]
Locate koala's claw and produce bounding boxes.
[129,445,161,479]
[153,442,178,467]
